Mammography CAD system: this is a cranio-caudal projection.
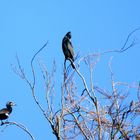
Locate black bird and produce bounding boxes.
[62,31,75,69]
[0,101,15,124]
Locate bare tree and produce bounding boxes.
[1,28,140,140]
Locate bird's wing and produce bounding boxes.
[67,41,74,58]
[0,108,8,114]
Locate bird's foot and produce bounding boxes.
[1,121,4,126]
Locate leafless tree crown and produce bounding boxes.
[1,28,140,140]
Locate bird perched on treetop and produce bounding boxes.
[0,101,15,124]
[62,31,75,69]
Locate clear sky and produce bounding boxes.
[0,0,140,140]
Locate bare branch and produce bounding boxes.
[31,41,49,89]
[1,121,35,140]
[102,27,140,54]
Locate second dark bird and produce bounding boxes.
[62,31,75,69]
[0,101,15,124]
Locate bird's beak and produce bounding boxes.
[13,103,17,106]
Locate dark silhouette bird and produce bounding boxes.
[62,31,75,69]
[0,101,15,124]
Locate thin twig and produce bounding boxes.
[31,41,49,89]
[66,110,89,140]
[137,82,140,101]
[102,27,140,54]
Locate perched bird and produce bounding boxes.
[0,101,15,124]
[62,31,75,69]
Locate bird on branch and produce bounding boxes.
[62,31,75,69]
[0,101,16,125]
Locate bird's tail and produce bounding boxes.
[71,61,75,69]
[67,58,75,69]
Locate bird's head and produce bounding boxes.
[66,31,71,39]
[6,101,16,108]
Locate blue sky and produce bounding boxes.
[0,0,140,139]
